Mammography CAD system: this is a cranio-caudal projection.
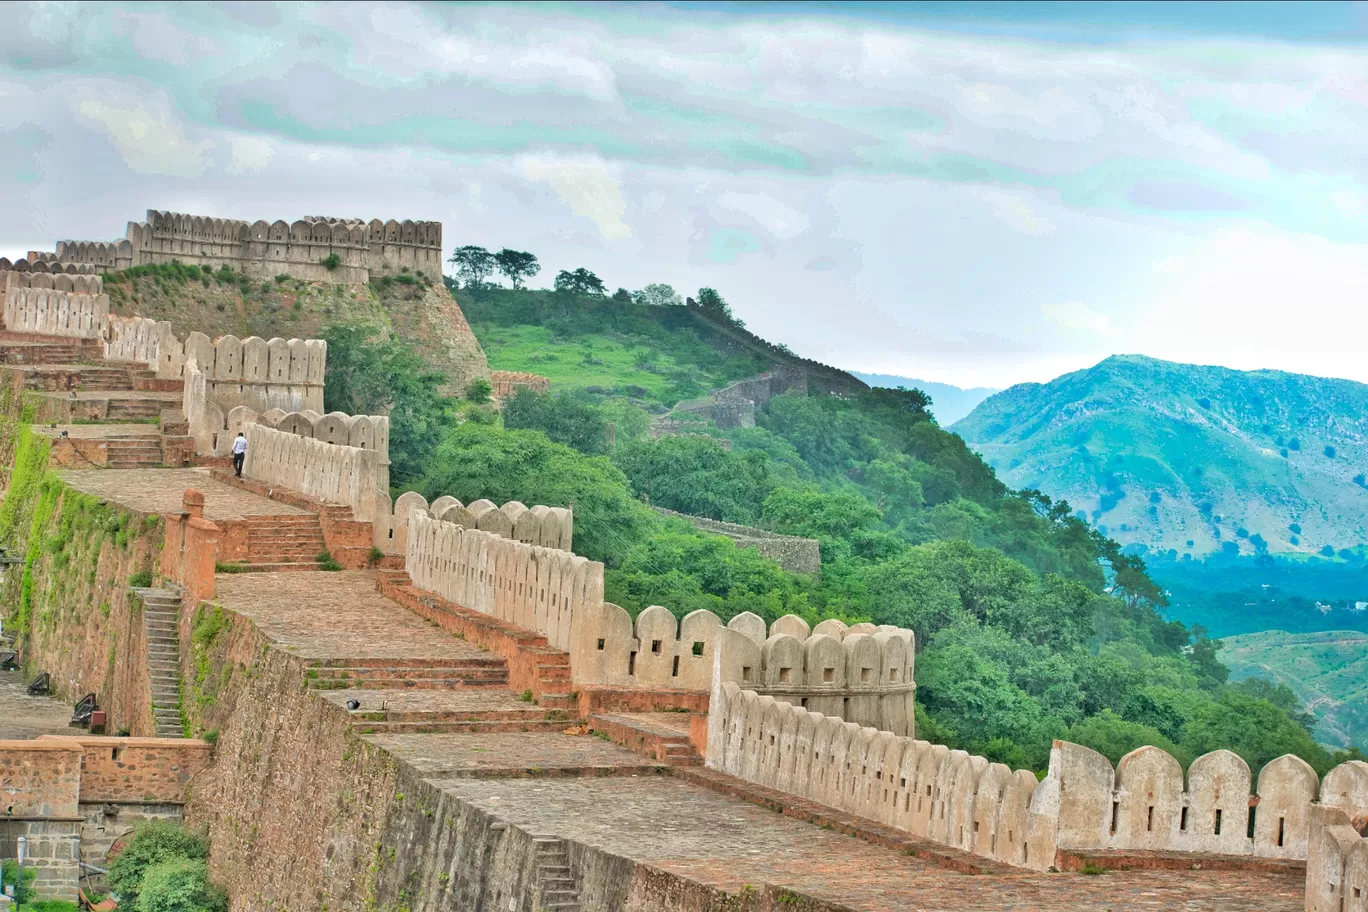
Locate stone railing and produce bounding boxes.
[708,671,1366,873]
[376,490,571,554]
[406,511,601,654]
[241,423,383,523]
[2,286,109,339]
[1305,762,1368,912]
[572,609,916,734]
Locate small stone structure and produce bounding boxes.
[652,506,821,574]
[1305,762,1368,912]
[0,736,210,901]
[489,370,550,399]
[33,210,444,284]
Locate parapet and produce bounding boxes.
[652,506,821,574]
[489,370,550,398]
[376,490,572,553]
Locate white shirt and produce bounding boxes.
[232,436,247,455]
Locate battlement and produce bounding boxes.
[28,209,445,284]
[0,256,101,275]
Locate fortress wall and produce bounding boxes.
[242,423,383,522]
[1307,803,1368,912]
[708,670,1353,872]
[375,490,570,553]
[651,506,821,575]
[405,511,601,655]
[2,269,104,294]
[0,257,102,277]
[115,211,443,284]
[2,287,109,339]
[489,370,550,398]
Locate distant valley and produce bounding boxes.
[852,372,999,426]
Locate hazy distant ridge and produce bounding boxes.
[952,354,1368,558]
[852,372,999,426]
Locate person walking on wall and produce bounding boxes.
[232,432,247,477]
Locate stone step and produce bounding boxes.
[307,656,505,670]
[220,562,324,573]
[308,666,509,683]
[308,677,508,691]
[350,719,569,735]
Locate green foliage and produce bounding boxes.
[137,858,228,912]
[464,377,493,405]
[129,569,154,588]
[492,248,539,289]
[320,321,459,487]
[449,245,494,287]
[1,858,37,903]
[553,267,606,296]
[108,821,213,909]
[418,424,655,566]
[316,551,343,571]
[320,252,341,271]
[504,390,611,455]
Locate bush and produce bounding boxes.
[1,858,37,903]
[320,253,341,271]
[129,569,153,588]
[138,858,228,912]
[108,821,210,906]
[464,378,493,404]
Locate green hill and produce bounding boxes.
[952,354,1368,559]
[1222,629,1368,750]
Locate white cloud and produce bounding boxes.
[717,191,810,240]
[974,188,1054,237]
[74,99,212,178]
[1042,301,1121,337]
[227,135,274,175]
[520,153,631,240]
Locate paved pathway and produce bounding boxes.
[0,669,73,739]
[60,468,309,518]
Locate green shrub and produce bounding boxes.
[320,253,341,271]
[137,857,228,912]
[1,858,37,903]
[129,569,154,588]
[316,551,343,572]
[107,821,210,905]
[464,378,493,404]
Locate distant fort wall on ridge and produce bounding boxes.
[21,209,444,284]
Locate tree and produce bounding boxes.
[492,249,540,289]
[633,283,682,307]
[108,821,211,908]
[694,287,740,324]
[465,377,493,404]
[448,245,495,288]
[553,267,606,296]
[138,858,228,912]
[504,389,610,455]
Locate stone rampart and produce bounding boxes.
[406,511,601,654]
[41,210,444,284]
[489,370,550,398]
[652,506,821,574]
[35,735,211,805]
[242,423,383,523]
[573,609,916,734]
[377,490,571,553]
[0,256,101,276]
[2,269,105,294]
[709,672,1359,874]
[3,287,109,339]
[1306,794,1368,912]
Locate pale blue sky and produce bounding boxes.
[3,1,1367,387]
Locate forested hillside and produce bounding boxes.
[319,266,1363,769]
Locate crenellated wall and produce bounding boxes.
[42,210,444,284]
[377,490,571,553]
[241,423,383,523]
[3,287,109,339]
[0,256,101,276]
[406,511,601,655]
[709,672,1364,875]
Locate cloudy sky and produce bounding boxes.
[3,1,1368,389]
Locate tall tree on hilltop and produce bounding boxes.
[554,267,606,296]
[694,286,741,325]
[449,245,494,288]
[633,283,682,307]
[493,249,540,289]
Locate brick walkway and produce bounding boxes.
[0,669,74,739]
[440,775,1304,911]
[60,468,309,519]
[212,571,491,661]
[372,731,668,778]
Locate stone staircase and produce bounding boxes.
[104,436,164,468]
[0,339,85,365]
[135,587,184,738]
[105,395,167,421]
[533,837,581,911]
[302,656,510,691]
[244,514,328,567]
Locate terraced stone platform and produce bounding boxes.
[0,669,73,739]
[60,468,311,519]
[439,775,1305,911]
